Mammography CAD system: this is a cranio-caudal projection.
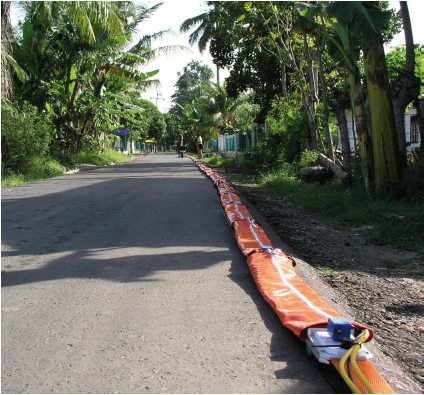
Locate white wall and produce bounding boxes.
[336,107,419,152]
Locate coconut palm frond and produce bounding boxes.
[88,1,125,38]
[67,1,125,45]
[136,78,161,93]
[143,45,191,63]
[136,3,164,22]
[187,21,208,47]
[128,30,174,54]
[179,13,208,33]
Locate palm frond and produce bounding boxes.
[139,45,191,64]
[128,30,174,54]
[188,21,207,47]
[67,2,125,45]
[179,13,208,33]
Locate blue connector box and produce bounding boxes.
[327,317,351,341]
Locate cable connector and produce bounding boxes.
[306,328,373,364]
[340,338,357,349]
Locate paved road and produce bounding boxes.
[1,153,333,393]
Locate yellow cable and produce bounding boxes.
[339,344,361,394]
[350,330,375,394]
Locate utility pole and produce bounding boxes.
[150,93,165,108]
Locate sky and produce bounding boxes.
[134,1,230,113]
[10,1,424,114]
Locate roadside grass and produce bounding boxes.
[2,157,64,187]
[255,167,424,252]
[70,149,132,166]
[201,155,233,168]
[316,266,340,276]
[396,258,423,279]
[2,149,132,188]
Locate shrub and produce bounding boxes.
[298,149,319,168]
[1,101,53,173]
[265,96,308,164]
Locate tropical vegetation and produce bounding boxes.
[177,1,423,198]
[1,1,174,183]
[1,1,423,199]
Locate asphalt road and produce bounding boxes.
[1,153,333,393]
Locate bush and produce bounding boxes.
[298,149,319,169]
[1,157,64,187]
[1,101,53,173]
[265,96,308,164]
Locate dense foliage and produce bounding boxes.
[179,1,423,196]
[1,1,171,172]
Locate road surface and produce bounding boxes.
[2,153,333,393]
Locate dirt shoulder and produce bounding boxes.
[217,169,422,393]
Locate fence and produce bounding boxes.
[209,124,267,153]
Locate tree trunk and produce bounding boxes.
[416,98,424,188]
[391,1,420,166]
[332,88,352,174]
[317,37,334,161]
[1,1,14,102]
[280,54,288,99]
[304,36,318,151]
[362,34,401,193]
[313,150,350,184]
[347,68,374,191]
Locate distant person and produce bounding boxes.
[196,132,203,159]
[177,132,183,156]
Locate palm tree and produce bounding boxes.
[1,1,14,102]
[198,82,249,134]
[179,2,222,85]
[4,1,183,153]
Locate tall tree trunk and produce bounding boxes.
[391,1,420,166]
[416,98,424,189]
[332,88,352,174]
[1,1,14,102]
[362,34,401,193]
[317,36,334,161]
[304,36,318,151]
[347,67,374,191]
[280,54,288,99]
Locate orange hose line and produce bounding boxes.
[188,156,394,394]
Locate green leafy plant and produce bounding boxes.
[298,150,319,169]
[1,101,53,173]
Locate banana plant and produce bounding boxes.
[294,1,398,192]
[326,1,402,192]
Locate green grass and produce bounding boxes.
[2,149,132,188]
[396,259,423,279]
[200,155,232,168]
[255,167,424,252]
[2,157,65,187]
[70,149,132,166]
[316,266,340,276]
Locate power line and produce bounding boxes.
[150,93,165,107]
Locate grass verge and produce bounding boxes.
[234,165,423,252]
[2,150,132,188]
